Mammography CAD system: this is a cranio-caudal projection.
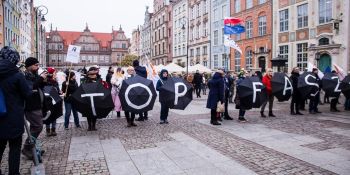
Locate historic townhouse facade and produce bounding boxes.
[188,0,210,68]
[151,0,171,65]
[141,6,153,60]
[46,25,129,67]
[172,0,189,66]
[129,27,141,57]
[272,0,350,73]
[211,0,230,70]
[0,1,4,48]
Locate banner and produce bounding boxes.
[224,36,242,54]
[224,17,243,25]
[66,45,81,63]
[223,25,245,35]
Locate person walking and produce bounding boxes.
[45,67,63,136]
[123,66,137,127]
[0,47,31,175]
[133,60,149,121]
[22,57,47,159]
[290,67,303,115]
[202,73,207,95]
[62,71,81,130]
[236,70,249,122]
[111,67,123,118]
[206,70,225,125]
[193,70,203,98]
[309,68,322,114]
[260,68,276,118]
[157,69,170,124]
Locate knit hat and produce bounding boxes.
[47,67,56,74]
[133,60,139,67]
[0,46,20,65]
[25,57,39,68]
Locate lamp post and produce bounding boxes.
[35,5,48,60]
[181,19,189,75]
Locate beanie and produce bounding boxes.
[47,67,56,74]
[0,46,20,65]
[133,60,139,67]
[25,57,39,68]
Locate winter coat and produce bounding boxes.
[206,72,224,109]
[62,79,79,102]
[262,74,272,95]
[235,77,249,110]
[111,75,123,112]
[24,70,46,111]
[156,69,168,92]
[193,73,203,87]
[135,66,147,78]
[106,71,113,89]
[43,77,63,124]
[0,59,31,139]
[290,72,301,99]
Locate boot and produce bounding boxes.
[211,121,221,125]
[136,116,144,121]
[260,111,267,118]
[269,111,276,117]
[87,120,92,131]
[117,112,121,118]
[46,128,51,137]
[92,119,97,131]
[51,128,57,136]
[131,122,137,127]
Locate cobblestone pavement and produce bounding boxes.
[1,95,350,175]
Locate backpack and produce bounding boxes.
[0,86,6,117]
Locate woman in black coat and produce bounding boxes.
[206,70,225,125]
[290,67,303,115]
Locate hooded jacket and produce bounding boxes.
[0,59,31,139]
[206,72,224,109]
[156,69,168,91]
[135,66,147,78]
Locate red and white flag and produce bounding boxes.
[224,17,243,25]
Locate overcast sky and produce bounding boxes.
[35,0,154,38]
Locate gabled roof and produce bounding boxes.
[50,31,113,48]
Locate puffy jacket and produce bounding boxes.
[262,74,272,95]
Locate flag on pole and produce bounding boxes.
[224,17,243,25]
[224,36,242,54]
[223,25,245,35]
[333,63,346,80]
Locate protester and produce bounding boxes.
[330,70,340,112]
[111,67,123,117]
[62,71,81,129]
[0,47,31,175]
[22,57,47,159]
[105,66,114,89]
[202,73,207,95]
[45,67,63,136]
[223,71,233,120]
[235,70,249,122]
[193,70,203,98]
[83,67,100,131]
[309,68,322,114]
[229,73,236,103]
[123,66,137,127]
[133,60,148,121]
[260,68,276,117]
[156,69,170,124]
[290,67,303,115]
[206,70,225,125]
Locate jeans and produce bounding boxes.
[160,103,169,121]
[46,120,57,129]
[345,98,350,110]
[239,109,246,118]
[64,102,80,128]
[309,93,320,112]
[261,95,274,113]
[0,136,22,175]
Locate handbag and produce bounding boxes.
[216,102,225,113]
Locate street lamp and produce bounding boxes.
[181,19,189,75]
[35,5,48,60]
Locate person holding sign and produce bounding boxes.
[260,68,276,118]
[156,69,170,124]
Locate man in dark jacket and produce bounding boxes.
[133,60,149,121]
[0,47,31,175]
[309,68,322,114]
[156,69,170,124]
[193,70,203,98]
[290,67,303,115]
[22,57,47,159]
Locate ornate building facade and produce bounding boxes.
[141,6,153,60]
[172,0,188,66]
[129,27,141,57]
[46,25,129,67]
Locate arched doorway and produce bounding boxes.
[318,53,331,72]
[258,56,266,72]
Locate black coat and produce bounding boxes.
[106,71,113,88]
[62,79,79,102]
[24,71,46,111]
[193,73,203,87]
[290,72,301,99]
[0,60,31,139]
[206,72,224,109]
[135,66,147,78]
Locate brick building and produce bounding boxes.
[229,0,272,72]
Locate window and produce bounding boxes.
[203,46,208,55]
[235,0,241,13]
[203,22,208,36]
[236,33,241,40]
[213,9,219,21]
[279,9,289,32]
[245,50,252,69]
[222,54,228,70]
[258,16,267,36]
[297,4,308,28]
[234,51,241,72]
[279,45,288,60]
[174,47,177,57]
[190,49,194,57]
[214,30,219,45]
[182,45,186,55]
[297,43,308,70]
[259,0,266,4]
[196,48,200,56]
[246,0,253,9]
[203,61,208,67]
[222,5,227,18]
[192,7,195,19]
[214,55,219,68]
[246,20,253,39]
[204,0,207,13]
[319,37,329,45]
[197,3,200,17]
[197,25,200,38]
[193,5,197,18]
[319,0,332,24]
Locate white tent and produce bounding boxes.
[155,64,165,72]
[188,64,212,73]
[164,63,184,73]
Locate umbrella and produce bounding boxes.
[159,77,193,110]
[43,86,63,124]
[297,72,320,98]
[341,75,350,98]
[71,82,114,118]
[322,73,341,97]
[237,76,268,109]
[119,75,157,113]
[271,73,293,101]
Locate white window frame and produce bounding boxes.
[246,20,253,39]
[279,9,289,32]
[297,43,308,70]
[258,16,267,36]
[246,0,253,9]
[297,4,308,28]
[235,0,241,13]
[245,50,252,69]
[319,0,332,24]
